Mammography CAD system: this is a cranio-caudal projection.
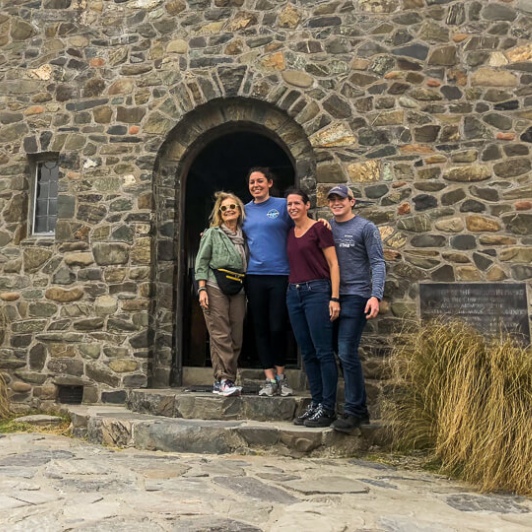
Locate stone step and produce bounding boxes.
[66,405,385,458]
[127,388,312,422]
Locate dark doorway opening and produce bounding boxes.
[182,130,297,369]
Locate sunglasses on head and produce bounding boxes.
[220,204,239,212]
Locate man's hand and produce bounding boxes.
[365,297,379,319]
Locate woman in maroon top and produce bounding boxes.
[285,187,341,428]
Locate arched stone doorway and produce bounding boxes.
[183,130,296,371]
[152,98,315,387]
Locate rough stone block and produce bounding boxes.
[134,419,243,454]
[128,390,176,417]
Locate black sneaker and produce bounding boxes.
[293,402,318,426]
[303,404,336,428]
[331,413,370,434]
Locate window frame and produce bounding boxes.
[29,153,59,236]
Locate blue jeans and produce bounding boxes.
[286,280,338,412]
[335,295,369,418]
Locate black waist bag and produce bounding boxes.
[211,267,245,295]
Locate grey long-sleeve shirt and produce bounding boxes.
[330,216,386,300]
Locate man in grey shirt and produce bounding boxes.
[327,185,386,433]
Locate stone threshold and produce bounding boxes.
[66,405,385,458]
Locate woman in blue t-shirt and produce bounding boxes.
[285,187,340,428]
[243,167,294,397]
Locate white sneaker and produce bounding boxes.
[218,380,241,397]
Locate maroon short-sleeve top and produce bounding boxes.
[287,222,335,284]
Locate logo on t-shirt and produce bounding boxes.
[267,209,280,219]
[338,238,355,248]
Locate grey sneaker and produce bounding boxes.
[213,381,221,395]
[258,379,278,397]
[276,374,293,397]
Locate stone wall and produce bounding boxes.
[1,0,531,408]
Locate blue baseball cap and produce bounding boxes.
[327,185,354,199]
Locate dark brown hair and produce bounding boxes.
[285,187,310,204]
[246,166,275,183]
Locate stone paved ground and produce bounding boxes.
[0,433,531,531]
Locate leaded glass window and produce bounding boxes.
[33,159,58,234]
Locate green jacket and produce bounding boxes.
[194,227,246,284]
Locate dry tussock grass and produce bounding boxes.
[0,309,9,420]
[383,319,532,496]
[0,373,10,420]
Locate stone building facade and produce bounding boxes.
[1,0,531,408]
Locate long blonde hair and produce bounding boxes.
[209,191,246,228]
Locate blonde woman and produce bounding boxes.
[195,192,247,397]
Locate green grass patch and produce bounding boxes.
[0,420,35,434]
[0,411,71,436]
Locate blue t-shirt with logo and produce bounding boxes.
[243,196,292,275]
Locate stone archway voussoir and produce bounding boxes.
[169,84,197,116]
[193,106,227,133]
[163,141,188,163]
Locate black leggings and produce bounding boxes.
[246,275,288,370]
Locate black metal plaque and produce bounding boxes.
[419,283,530,344]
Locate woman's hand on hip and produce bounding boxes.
[329,300,340,321]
